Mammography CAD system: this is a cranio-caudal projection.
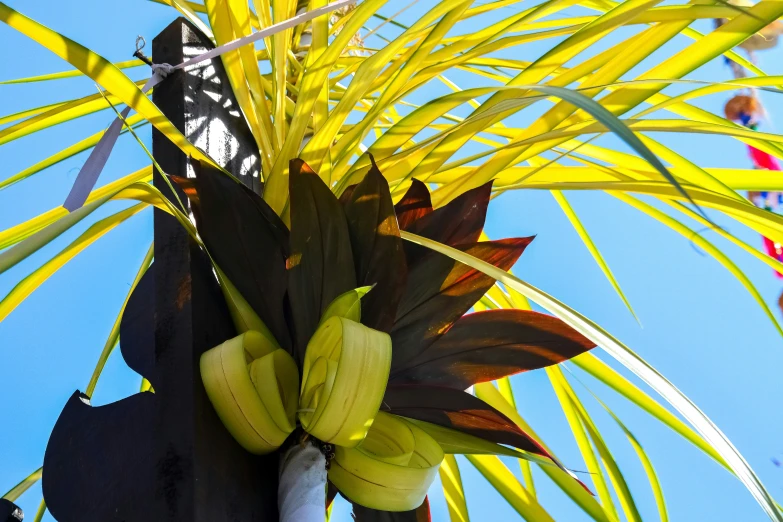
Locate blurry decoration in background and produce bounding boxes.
[719,0,783,312]
[715,0,783,75]
[723,93,783,276]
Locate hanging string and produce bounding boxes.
[63,0,356,212]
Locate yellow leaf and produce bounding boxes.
[466,455,554,522]
[0,3,212,164]
[403,231,781,522]
[440,455,470,522]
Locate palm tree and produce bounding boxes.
[1,0,783,520]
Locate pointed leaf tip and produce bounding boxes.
[392,237,533,369]
[383,384,553,460]
[186,159,291,349]
[395,179,433,232]
[392,308,596,389]
[344,162,407,333]
[289,161,356,361]
[290,157,318,176]
[403,181,493,266]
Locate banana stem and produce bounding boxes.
[278,443,327,521]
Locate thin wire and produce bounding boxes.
[364,0,419,39]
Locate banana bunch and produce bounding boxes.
[330,411,444,511]
[201,284,443,511]
[176,158,596,515]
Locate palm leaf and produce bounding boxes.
[3,0,783,519]
[402,231,782,521]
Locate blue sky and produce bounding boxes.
[2,1,783,521]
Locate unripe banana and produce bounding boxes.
[299,316,391,447]
[200,331,298,454]
[216,267,280,350]
[329,412,444,511]
[319,286,372,325]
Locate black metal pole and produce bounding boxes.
[150,17,277,522]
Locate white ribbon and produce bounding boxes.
[278,444,327,522]
[64,0,355,212]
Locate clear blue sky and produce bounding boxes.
[2,1,783,521]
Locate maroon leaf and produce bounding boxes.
[289,159,357,362]
[338,184,357,206]
[170,174,198,206]
[352,496,431,522]
[394,179,432,231]
[343,156,407,332]
[391,238,533,370]
[403,182,492,266]
[177,160,292,350]
[391,309,596,389]
[383,384,551,458]
[327,481,339,510]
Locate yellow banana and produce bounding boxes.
[200,331,298,454]
[329,412,444,511]
[318,286,373,326]
[216,267,280,349]
[299,316,392,447]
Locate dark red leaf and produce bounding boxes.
[327,481,339,510]
[383,384,551,458]
[403,182,492,266]
[170,175,199,206]
[177,160,292,350]
[338,184,357,206]
[394,179,432,231]
[391,309,596,389]
[343,156,407,332]
[352,496,431,522]
[391,238,533,370]
[289,159,357,362]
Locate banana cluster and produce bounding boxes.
[200,282,443,511]
[330,412,444,511]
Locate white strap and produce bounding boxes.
[63,78,158,211]
[64,0,355,212]
[176,0,353,73]
[278,444,327,522]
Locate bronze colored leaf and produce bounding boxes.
[394,179,432,232]
[352,496,431,522]
[289,158,357,361]
[338,184,357,206]
[327,481,339,510]
[391,309,596,389]
[383,384,551,458]
[391,238,533,369]
[402,182,492,266]
[178,160,292,350]
[343,156,407,332]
